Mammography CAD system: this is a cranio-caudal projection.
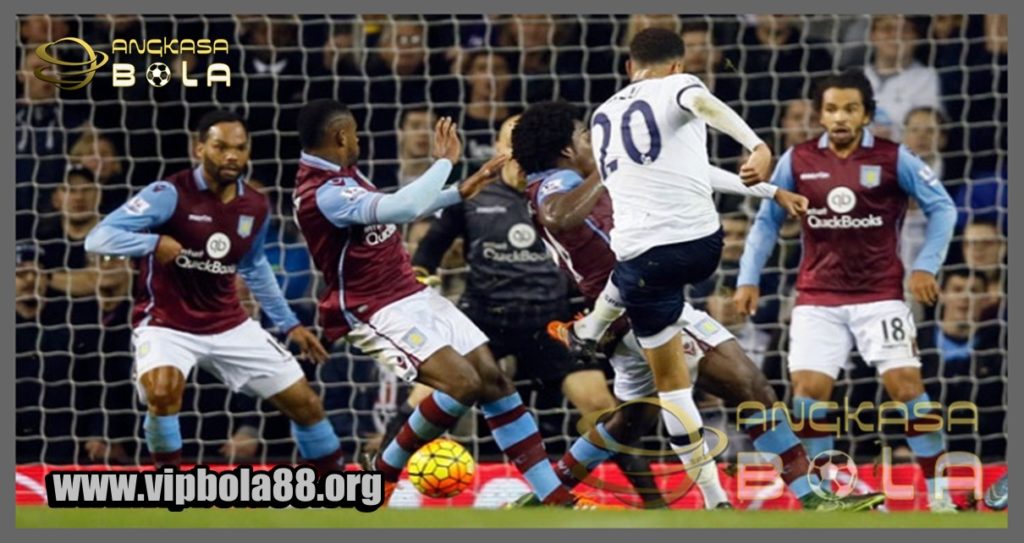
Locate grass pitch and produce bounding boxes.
[16,506,1007,529]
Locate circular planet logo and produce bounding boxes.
[33,37,109,90]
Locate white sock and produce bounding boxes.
[657,388,727,508]
[926,477,954,510]
[574,278,625,341]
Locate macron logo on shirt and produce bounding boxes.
[799,171,831,181]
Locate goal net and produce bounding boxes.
[15,14,1006,470]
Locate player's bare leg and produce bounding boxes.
[268,378,346,476]
[641,334,729,509]
[139,366,187,467]
[558,370,664,508]
[700,342,882,511]
[879,365,953,511]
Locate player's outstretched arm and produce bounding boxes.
[84,181,178,257]
[676,79,772,183]
[410,153,509,222]
[896,145,958,305]
[536,170,604,233]
[710,166,808,216]
[735,150,796,315]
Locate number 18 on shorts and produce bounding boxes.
[788,300,920,379]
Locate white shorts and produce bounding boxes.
[788,300,921,379]
[609,304,735,401]
[347,289,489,383]
[132,319,305,402]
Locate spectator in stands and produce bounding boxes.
[460,50,516,165]
[16,48,84,238]
[864,15,941,141]
[38,168,102,307]
[917,269,1005,457]
[19,14,70,45]
[376,108,436,190]
[81,252,135,464]
[778,99,821,152]
[16,243,76,463]
[623,14,679,46]
[962,219,1005,318]
[679,20,736,99]
[498,15,585,105]
[736,15,833,132]
[69,129,127,214]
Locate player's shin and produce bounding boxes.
[574,279,625,341]
[743,407,818,501]
[482,392,574,505]
[144,413,183,467]
[658,388,729,508]
[792,396,836,459]
[374,391,470,483]
[903,392,952,510]
[291,419,344,477]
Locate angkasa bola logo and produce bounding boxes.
[33,37,231,90]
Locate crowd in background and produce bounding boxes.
[15,14,1007,466]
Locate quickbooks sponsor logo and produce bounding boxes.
[174,255,237,275]
[807,214,884,229]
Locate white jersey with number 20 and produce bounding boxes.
[591,73,719,261]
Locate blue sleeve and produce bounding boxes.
[316,159,454,226]
[84,181,178,256]
[237,217,301,333]
[897,145,957,274]
[535,169,585,205]
[416,186,463,220]
[737,149,793,287]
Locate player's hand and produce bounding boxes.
[288,325,330,364]
[154,235,183,265]
[733,285,761,317]
[431,116,462,165]
[458,154,509,200]
[773,189,809,218]
[908,270,940,306]
[740,143,773,185]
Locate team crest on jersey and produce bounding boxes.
[402,328,427,349]
[860,165,882,188]
[125,195,151,216]
[237,215,255,238]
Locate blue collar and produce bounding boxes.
[818,129,875,149]
[526,168,559,185]
[193,166,245,195]
[300,151,342,172]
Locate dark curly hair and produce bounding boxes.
[813,69,877,120]
[512,101,579,175]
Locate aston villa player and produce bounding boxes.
[85,111,346,476]
[736,70,958,511]
[291,98,595,508]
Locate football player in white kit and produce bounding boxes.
[577,27,777,491]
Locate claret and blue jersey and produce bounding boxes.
[739,130,957,307]
[84,167,300,335]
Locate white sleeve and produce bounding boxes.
[709,166,778,199]
[676,77,764,152]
